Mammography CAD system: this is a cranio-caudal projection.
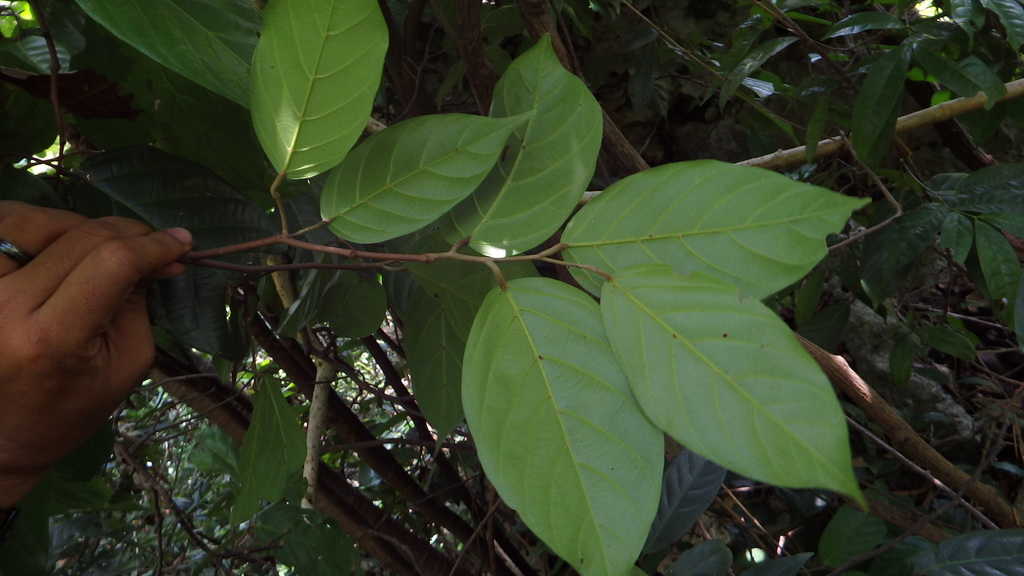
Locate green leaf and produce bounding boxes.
[913,528,1024,575]
[75,0,259,106]
[403,289,468,436]
[852,47,911,167]
[861,203,948,304]
[950,0,987,30]
[251,0,388,178]
[0,166,64,208]
[823,13,905,38]
[667,539,732,576]
[980,211,1024,238]
[915,325,978,361]
[1016,271,1024,345]
[148,266,246,359]
[253,503,357,574]
[321,114,526,243]
[443,36,603,255]
[644,450,728,553]
[76,146,278,251]
[0,82,56,156]
[232,381,307,525]
[741,553,815,576]
[601,265,862,503]
[913,42,1005,107]
[463,277,663,576]
[819,505,888,568]
[871,536,935,576]
[980,0,1024,49]
[720,37,798,108]
[890,334,915,387]
[562,160,868,298]
[279,268,386,338]
[975,221,1021,314]
[941,164,1024,213]
[940,211,974,265]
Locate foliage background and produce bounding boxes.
[0,0,1023,575]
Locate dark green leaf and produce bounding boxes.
[322,114,526,243]
[980,211,1024,238]
[644,450,728,553]
[403,289,468,436]
[232,381,307,524]
[0,166,63,208]
[823,13,905,39]
[148,266,246,360]
[602,265,862,504]
[913,528,1024,575]
[741,553,814,576]
[870,536,934,576]
[949,0,986,30]
[253,503,357,575]
[819,505,888,568]
[861,203,948,304]
[1016,270,1024,345]
[915,325,978,361]
[720,37,798,107]
[975,221,1021,315]
[913,42,1004,107]
[942,165,1024,213]
[444,36,603,255]
[563,160,868,298]
[75,0,259,106]
[890,334,915,387]
[280,269,386,338]
[940,212,974,265]
[76,146,277,251]
[0,82,55,155]
[852,47,911,167]
[463,277,663,576]
[980,0,1024,49]
[667,539,733,576]
[191,427,239,477]
[251,0,388,178]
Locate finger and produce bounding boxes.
[36,227,192,346]
[8,217,169,308]
[0,202,87,276]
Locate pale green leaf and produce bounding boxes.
[76,0,259,106]
[251,0,387,178]
[232,381,307,524]
[403,290,468,436]
[819,505,888,568]
[852,47,911,167]
[322,114,526,243]
[562,160,868,298]
[981,0,1024,49]
[463,277,663,576]
[940,211,974,265]
[601,265,862,503]
[444,36,602,255]
[823,13,905,38]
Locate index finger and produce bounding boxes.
[37,227,192,345]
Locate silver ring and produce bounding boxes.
[0,238,34,266]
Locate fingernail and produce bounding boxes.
[166,227,193,246]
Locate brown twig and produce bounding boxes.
[25,0,65,167]
[796,333,1019,528]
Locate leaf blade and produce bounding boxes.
[251,0,388,178]
[463,277,663,576]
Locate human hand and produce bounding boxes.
[0,201,191,507]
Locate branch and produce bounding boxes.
[741,78,1024,171]
[795,334,1019,529]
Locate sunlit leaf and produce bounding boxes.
[76,0,259,106]
[322,114,525,243]
[913,528,1024,575]
[852,47,911,167]
[232,381,307,524]
[601,265,862,503]
[563,160,867,298]
[463,277,663,576]
[444,36,603,255]
[251,0,387,178]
